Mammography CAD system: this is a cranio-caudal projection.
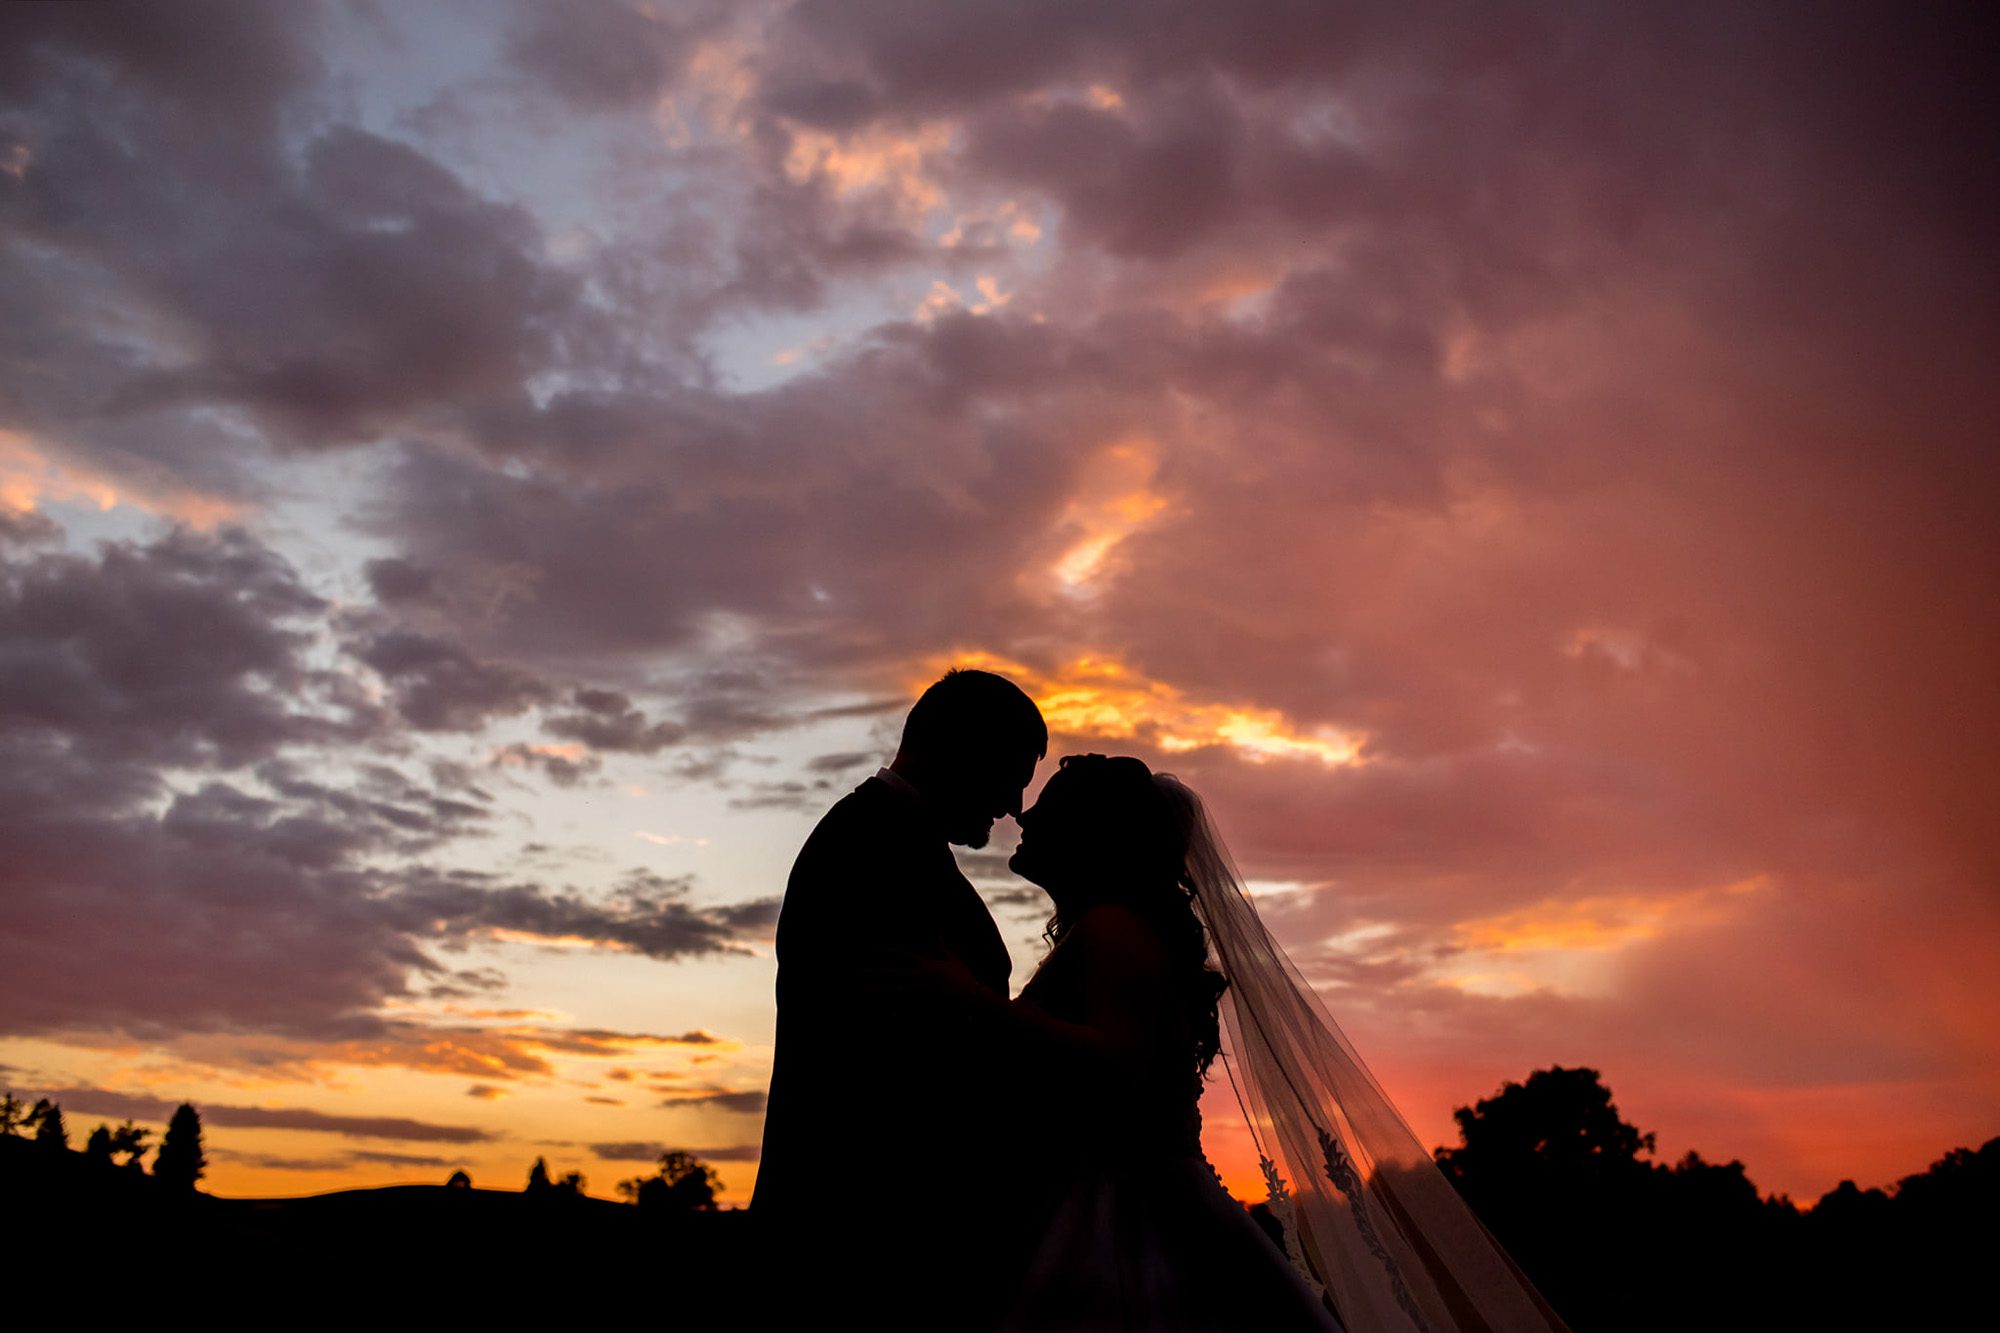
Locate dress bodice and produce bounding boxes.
[1016,922,1209,1160]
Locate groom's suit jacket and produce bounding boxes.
[753,774,1019,1322]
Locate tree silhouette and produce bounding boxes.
[0,1092,25,1136]
[107,1119,150,1170]
[30,1100,68,1152]
[83,1124,115,1167]
[1432,1065,1821,1330]
[153,1103,206,1191]
[525,1156,553,1194]
[446,1169,472,1188]
[1434,1066,1665,1329]
[618,1149,721,1212]
[1435,1064,1656,1187]
[555,1169,586,1197]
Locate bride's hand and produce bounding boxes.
[856,943,983,1004]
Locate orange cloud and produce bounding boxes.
[0,428,241,528]
[160,1023,738,1085]
[1453,877,1769,956]
[925,650,1368,768]
[1043,436,1172,596]
[783,120,954,220]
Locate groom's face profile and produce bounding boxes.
[937,743,1039,848]
[892,667,1048,847]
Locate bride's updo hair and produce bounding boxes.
[1037,753,1228,1076]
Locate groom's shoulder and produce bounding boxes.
[820,774,899,826]
[797,776,907,854]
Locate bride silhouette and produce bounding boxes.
[933,753,1572,1332]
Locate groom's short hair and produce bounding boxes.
[902,668,1047,759]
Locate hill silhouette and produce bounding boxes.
[6,1070,1992,1328]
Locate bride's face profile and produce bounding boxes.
[1009,755,1178,908]
[1007,765,1089,897]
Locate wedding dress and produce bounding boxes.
[1000,775,1570,1333]
[1000,912,1347,1333]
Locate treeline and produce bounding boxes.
[0,1090,724,1214]
[1420,1066,1997,1330]
[0,1093,207,1190]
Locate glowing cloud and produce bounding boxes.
[0,429,241,527]
[1043,436,1171,596]
[783,121,955,220]
[927,650,1368,768]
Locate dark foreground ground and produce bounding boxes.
[8,1144,750,1319]
[9,1132,1998,1328]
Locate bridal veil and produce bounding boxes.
[1156,773,1573,1333]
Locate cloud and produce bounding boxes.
[589,1140,760,1163]
[588,1140,670,1162]
[37,1086,498,1144]
[389,868,778,964]
[492,741,603,787]
[0,525,368,766]
[657,1088,768,1114]
[348,628,553,733]
[163,1019,743,1083]
[348,1149,459,1168]
[979,885,1049,913]
[0,528,777,1047]
[542,687,687,753]
[505,0,715,112]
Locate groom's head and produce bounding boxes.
[891,668,1047,848]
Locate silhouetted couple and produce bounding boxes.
[752,669,1341,1331]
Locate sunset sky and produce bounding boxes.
[2,2,1994,1210]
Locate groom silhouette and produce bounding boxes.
[752,668,1047,1330]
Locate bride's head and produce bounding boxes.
[1011,753,1226,1070]
[1008,753,1186,900]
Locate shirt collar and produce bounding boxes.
[873,766,925,804]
